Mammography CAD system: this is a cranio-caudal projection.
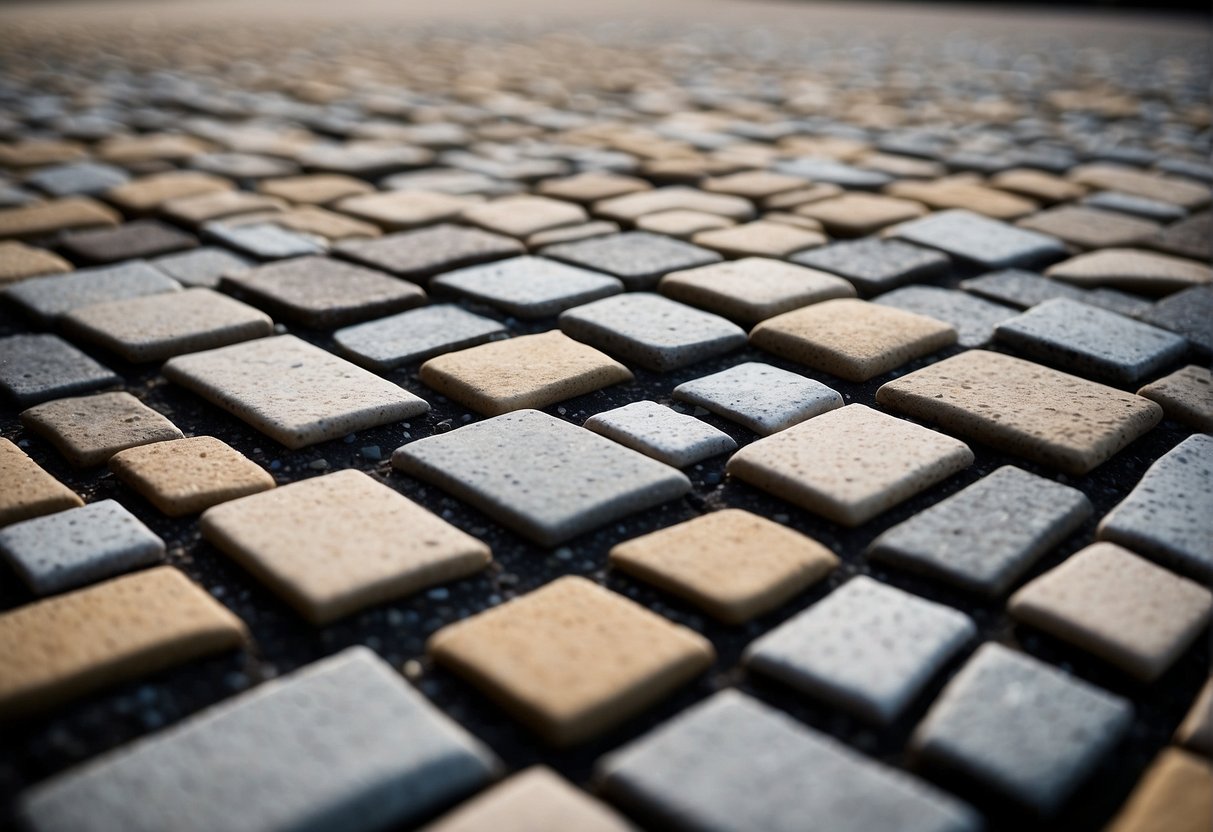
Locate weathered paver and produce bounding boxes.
[433,256,622,319]
[3,261,181,324]
[874,285,1018,348]
[585,400,735,467]
[0,240,71,284]
[1174,678,1213,757]
[0,438,83,527]
[110,436,275,517]
[890,209,1066,269]
[960,268,1154,317]
[593,186,754,223]
[1018,205,1161,250]
[1141,285,1213,355]
[673,361,843,435]
[791,237,950,296]
[0,196,119,240]
[203,221,326,259]
[336,190,478,230]
[1105,749,1213,832]
[1137,364,1213,431]
[795,192,927,236]
[334,304,506,370]
[152,246,252,288]
[1046,248,1212,295]
[335,223,524,282]
[0,333,119,405]
[462,194,587,238]
[542,231,722,290]
[659,257,855,326]
[691,220,825,259]
[21,392,183,467]
[59,219,197,264]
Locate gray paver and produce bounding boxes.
[672,361,843,435]
[152,246,253,288]
[20,392,184,468]
[791,238,949,296]
[334,304,506,371]
[875,285,1018,348]
[335,224,524,282]
[584,400,737,467]
[1082,191,1187,222]
[3,261,181,324]
[432,256,622,319]
[25,162,129,197]
[959,268,1154,318]
[890,209,1067,269]
[59,219,198,264]
[1140,285,1213,355]
[0,334,119,406]
[542,231,722,290]
[203,221,326,259]
[776,158,893,189]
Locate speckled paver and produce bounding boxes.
[890,209,1066,269]
[1018,205,1160,250]
[0,499,164,595]
[1137,365,1213,432]
[3,261,181,324]
[870,466,1092,596]
[462,194,587,238]
[0,334,119,406]
[0,241,71,284]
[876,350,1163,475]
[334,304,505,371]
[672,361,843,435]
[1140,285,1213,355]
[163,335,429,449]
[109,436,275,517]
[0,566,247,719]
[151,246,252,288]
[0,196,119,240]
[21,392,183,468]
[874,286,1018,348]
[691,220,825,259]
[1174,678,1213,756]
[599,690,980,832]
[584,401,736,467]
[336,190,477,230]
[560,293,746,372]
[59,219,197,264]
[659,257,854,325]
[960,268,1152,317]
[432,256,621,319]
[429,576,713,745]
[911,642,1133,814]
[19,647,497,832]
[542,231,722,290]
[1104,749,1212,832]
[593,186,754,223]
[1097,434,1213,582]
[0,438,83,527]
[746,576,975,723]
[791,237,950,296]
[393,409,690,546]
[750,297,956,382]
[203,222,326,260]
[1046,248,1211,295]
[727,404,973,526]
[795,192,927,236]
[335,224,524,282]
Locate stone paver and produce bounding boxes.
[0,438,83,527]
[746,576,975,723]
[960,268,1155,317]
[1137,365,1213,431]
[659,257,855,326]
[537,171,652,204]
[0,566,247,719]
[334,304,506,371]
[635,209,734,239]
[105,172,233,215]
[25,161,129,198]
[703,170,808,199]
[1018,205,1160,250]
[335,224,524,282]
[673,361,843,435]
[393,409,690,546]
[462,194,587,238]
[433,256,622,319]
[0,333,119,405]
[1082,190,1187,222]
[795,192,927,236]
[874,285,1017,348]
[109,436,275,517]
[527,220,620,247]
[0,499,164,595]
[1152,212,1211,262]
[727,404,973,526]
[990,168,1086,204]
[911,642,1133,814]
[152,246,252,288]
[336,190,477,230]
[159,191,285,228]
[0,197,119,240]
[791,237,950,296]
[59,219,197,264]
[1174,678,1213,757]
[777,158,893,190]
[1068,163,1210,210]
[3,261,181,324]
[21,392,183,468]
[886,178,1037,220]
[428,575,713,744]
[0,241,71,284]
[542,231,722,290]
[257,173,374,205]
[203,221,326,259]
[19,647,497,832]
[890,209,1066,269]
[1046,248,1211,295]
[876,350,1163,475]
[1141,285,1213,355]
[584,400,736,467]
[593,186,755,223]
[691,220,826,259]
[1105,749,1213,832]
[870,466,1092,596]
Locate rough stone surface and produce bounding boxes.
[795,192,928,236]
[1137,364,1213,432]
[109,436,275,517]
[1141,285,1213,355]
[659,257,855,326]
[542,231,722,290]
[334,304,506,371]
[21,392,184,467]
[960,268,1153,318]
[203,222,326,260]
[461,194,588,238]
[691,220,826,259]
[1046,248,1212,295]
[874,285,1018,347]
[433,256,622,319]
[890,209,1067,269]
[0,333,119,405]
[792,237,950,296]
[584,400,736,467]
[673,361,843,435]
[0,438,83,527]
[3,261,181,324]
[335,224,524,282]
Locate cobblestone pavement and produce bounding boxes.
[1,1,1211,830]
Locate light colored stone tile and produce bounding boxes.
[257,173,374,205]
[660,257,854,326]
[635,209,735,240]
[160,190,285,227]
[1174,678,1213,757]
[796,192,928,236]
[762,182,844,211]
[336,224,524,282]
[105,172,233,215]
[0,241,71,284]
[594,186,755,223]
[21,392,183,467]
[887,178,1038,220]
[203,221,327,259]
[890,209,1066,269]
[462,194,587,238]
[585,400,736,467]
[334,304,506,371]
[336,190,480,231]
[673,361,842,435]
[526,220,619,248]
[1138,365,1213,432]
[3,261,182,324]
[542,231,722,290]
[1068,163,1211,210]
[1046,248,1211,295]
[702,170,809,199]
[792,237,949,296]
[875,285,1018,348]
[109,436,275,517]
[1105,749,1213,832]
[691,220,826,259]
[97,133,213,165]
[225,205,381,242]
[0,197,119,240]
[152,246,252,288]
[433,256,622,319]
[0,333,119,405]
[989,168,1087,204]
[0,438,82,527]
[1018,205,1160,250]
[537,171,652,204]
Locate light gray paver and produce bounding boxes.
[25,162,129,197]
[3,261,181,324]
[890,209,1067,269]
[334,224,524,282]
[542,231,722,290]
[334,304,506,371]
[791,238,950,296]
[0,334,119,406]
[672,362,843,435]
[584,400,736,467]
[432,256,622,319]
[152,246,253,288]
[875,286,1018,348]
[203,221,326,259]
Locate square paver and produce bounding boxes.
[599,690,980,832]
[870,466,1092,596]
[750,298,956,382]
[727,404,973,526]
[910,643,1134,814]
[0,197,119,240]
[201,469,490,624]
[0,498,164,595]
[542,231,722,290]
[1104,749,1212,832]
[258,173,374,205]
[1045,248,1211,295]
[959,268,1151,318]
[334,304,506,371]
[1137,364,1213,432]
[796,192,928,236]
[4,261,181,324]
[635,209,734,240]
[152,246,253,288]
[746,576,975,723]
[1141,285,1213,356]
[163,335,429,449]
[203,221,327,260]
[393,409,690,546]
[691,220,826,259]
[886,179,1036,220]
[419,331,631,416]
[890,209,1067,269]
[659,257,855,326]
[791,238,950,296]
[593,186,755,223]
[1017,205,1160,250]
[58,219,197,264]
[106,172,232,215]
[0,438,83,527]
[584,400,736,467]
[673,361,843,435]
[560,293,747,372]
[109,436,275,517]
[610,508,837,624]
[876,350,1163,475]
[0,333,119,406]
[21,392,183,467]
[0,241,71,285]
[433,256,622,319]
[875,286,1018,348]
[428,575,713,745]
[461,194,587,238]
[335,224,523,282]
[336,190,478,231]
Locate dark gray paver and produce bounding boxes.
[152,246,253,288]
[0,333,119,406]
[791,238,949,296]
[24,162,130,197]
[1140,285,1213,355]
[959,268,1154,318]
[334,304,506,371]
[3,261,181,324]
[59,219,198,264]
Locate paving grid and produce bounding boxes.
[0,1,1210,830]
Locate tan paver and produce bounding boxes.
[1009,542,1212,681]
[109,436,275,517]
[750,297,956,382]
[160,190,285,227]
[702,170,809,199]
[989,168,1087,204]
[660,256,855,325]
[97,133,213,165]
[1045,248,1212,294]
[225,205,382,241]
[1068,163,1211,210]
[0,565,247,719]
[1017,205,1160,250]
[726,404,974,526]
[201,469,490,624]
[594,186,755,223]
[537,171,652,204]
[419,330,631,416]
[462,194,588,238]
[795,192,927,236]
[21,392,184,468]
[0,139,86,169]
[0,241,71,284]
[610,509,838,623]
[428,575,714,745]
[886,178,1038,220]
[1137,365,1213,432]
[762,183,844,210]
[256,173,374,205]
[336,190,480,230]
[105,172,234,215]
[0,197,119,240]
[0,438,83,527]
[692,220,826,259]
[1105,749,1213,832]
[876,350,1164,475]
[635,209,735,239]
[1175,678,1213,757]
[526,220,619,248]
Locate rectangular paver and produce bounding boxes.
[0,438,83,526]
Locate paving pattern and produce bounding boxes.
[0,1,1209,830]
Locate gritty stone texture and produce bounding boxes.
[1137,365,1213,432]
[0,241,71,284]
[0,438,83,527]
[869,466,1092,596]
[335,224,524,282]
[746,576,975,723]
[876,350,1164,475]
[542,231,722,290]
[152,246,252,288]
[461,194,587,238]
[593,186,755,223]
[336,190,477,230]
[433,256,622,319]
[0,333,119,405]
[584,400,736,467]
[1104,749,1213,832]
[691,220,826,259]
[163,335,429,449]
[673,361,843,435]
[0,196,119,240]
[393,409,690,546]
[3,261,181,324]
[791,237,950,296]
[1140,285,1213,355]
[19,647,497,832]
[599,690,980,832]
[203,222,326,259]
[727,404,973,526]
[874,285,1017,348]
[0,499,164,595]
[1018,205,1160,250]
[59,219,198,264]
[1046,248,1212,295]
[21,392,183,468]
[911,643,1134,814]
[1097,434,1213,582]
[891,209,1066,269]
[109,436,275,517]
[334,304,506,371]
[560,293,747,372]
[960,268,1153,318]
[0,566,247,719]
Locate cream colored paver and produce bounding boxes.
[1045,248,1212,294]
[105,171,233,215]
[163,335,429,449]
[660,256,854,325]
[21,392,184,468]
[160,190,285,227]
[0,197,119,240]
[256,173,374,205]
[419,330,631,416]
[795,192,927,236]
[763,183,844,210]
[1137,365,1213,432]
[1175,678,1213,756]
[1009,542,1211,681]
[726,404,973,526]
[691,220,826,259]
[989,168,1087,204]
[0,438,83,527]
[635,209,735,239]
[594,186,755,223]
[1068,163,1211,210]
[62,288,273,363]
[462,194,588,238]
[702,170,808,199]
[428,575,714,745]
[201,469,490,624]
[537,171,652,204]
[876,350,1164,475]
[610,509,837,623]
[336,190,480,231]
[886,178,1038,220]
[0,241,71,284]
[1017,205,1160,250]
[526,220,620,247]
[110,436,275,517]
[1105,749,1213,832]
[97,133,213,165]
[225,205,382,241]
[0,566,247,719]
[0,139,86,169]
[750,297,956,382]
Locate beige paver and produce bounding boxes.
[886,178,1038,220]
[462,194,588,238]
[105,172,234,215]
[336,190,480,230]
[201,469,490,624]
[97,133,213,165]
[0,565,247,719]
[537,171,652,204]
[428,575,714,745]
[610,509,838,623]
[594,186,755,223]
[1105,749,1213,832]
[526,220,620,248]
[1068,163,1211,210]
[256,173,374,205]
[763,183,844,210]
[1017,205,1160,250]
[225,205,382,241]
[1137,365,1213,432]
[0,241,71,284]
[795,192,927,236]
[989,168,1087,204]
[702,170,809,199]
[1175,678,1213,756]
[160,190,285,227]
[635,209,735,239]
[0,438,83,527]
[660,257,855,325]
[0,197,119,240]
[419,330,632,416]
[1045,248,1212,295]
[0,139,86,169]
[691,220,826,259]
[750,298,956,382]
[726,404,973,526]
[109,436,275,517]
[876,350,1164,475]
[21,392,184,468]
